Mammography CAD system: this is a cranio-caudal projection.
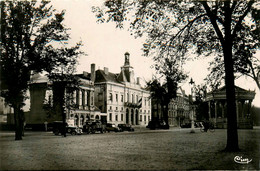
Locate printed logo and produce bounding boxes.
[234,156,252,164]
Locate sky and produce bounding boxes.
[48,0,260,108]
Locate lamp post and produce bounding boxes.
[189,78,195,133]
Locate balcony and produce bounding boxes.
[124,102,141,108]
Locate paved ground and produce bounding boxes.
[0,127,259,170]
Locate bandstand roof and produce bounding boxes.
[205,85,255,101]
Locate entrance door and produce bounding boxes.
[135,109,139,125]
[131,109,134,125]
[126,108,129,124]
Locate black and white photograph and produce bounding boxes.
[0,0,259,170]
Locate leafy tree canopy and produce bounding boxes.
[93,0,259,90]
[94,0,259,151]
[0,1,83,140]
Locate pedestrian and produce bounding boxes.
[203,120,209,132]
[44,121,48,132]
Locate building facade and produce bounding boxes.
[28,71,100,129]
[168,88,190,127]
[151,87,191,127]
[93,52,151,126]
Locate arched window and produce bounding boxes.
[80,115,84,126]
[74,115,79,126]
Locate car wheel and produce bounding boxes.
[54,130,59,135]
[71,131,76,135]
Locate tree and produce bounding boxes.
[193,84,208,121]
[0,1,82,140]
[94,0,259,151]
[147,59,187,127]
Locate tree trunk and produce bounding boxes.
[222,1,239,152]
[14,104,23,140]
[223,46,239,151]
[53,81,66,137]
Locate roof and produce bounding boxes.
[75,73,91,80]
[206,85,256,101]
[95,70,122,84]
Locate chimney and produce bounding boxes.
[137,77,140,85]
[104,67,109,75]
[91,63,96,82]
[83,71,88,77]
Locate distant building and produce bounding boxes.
[168,88,190,127]
[93,52,151,126]
[0,97,13,124]
[151,87,190,127]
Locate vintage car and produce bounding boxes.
[106,123,121,132]
[146,120,169,130]
[118,124,134,132]
[52,121,83,135]
[83,121,106,134]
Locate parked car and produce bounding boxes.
[180,123,191,128]
[83,121,106,134]
[106,123,121,132]
[118,124,134,132]
[52,121,83,135]
[146,120,169,130]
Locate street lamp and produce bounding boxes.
[189,78,195,133]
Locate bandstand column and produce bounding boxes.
[221,101,225,118]
[214,102,217,125]
[208,101,211,120]
[248,100,252,119]
[236,100,239,126]
[241,100,245,120]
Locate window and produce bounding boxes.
[76,90,79,105]
[116,94,118,102]
[121,107,123,111]
[109,106,112,111]
[82,91,85,106]
[91,96,94,105]
[127,93,129,102]
[115,115,118,121]
[121,95,124,102]
[148,116,150,121]
[116,107,118,111]
[132,94,134,103]
[121,114,123,121]
[140,115,142,121]
[109,93,113,101]
[144,115,146,122]
[109,113,112,121]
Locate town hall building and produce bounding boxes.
[93,52,151,126]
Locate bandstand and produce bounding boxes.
[205,86,255,129]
